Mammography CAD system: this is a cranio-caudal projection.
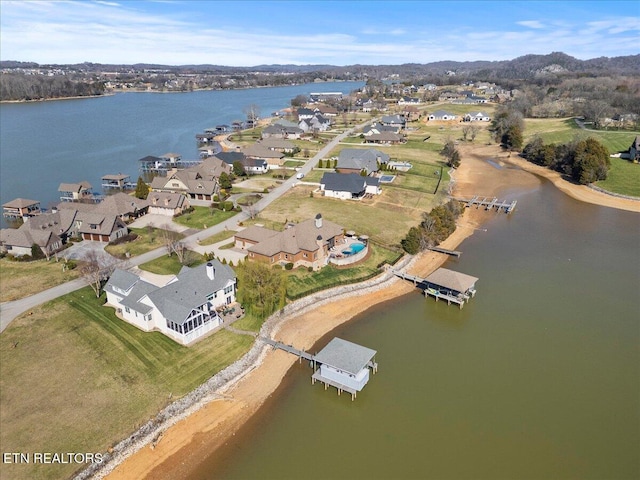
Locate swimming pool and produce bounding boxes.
[379,175,396,183]
[342,242,366,255]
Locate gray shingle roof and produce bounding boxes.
[106,268,140,292]
[321,172,367,194]
[337,148,389,173]
[314,337,377,375]
[146,261,236,325]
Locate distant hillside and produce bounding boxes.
[2,52,639,79]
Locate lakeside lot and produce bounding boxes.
[1,105,638,480]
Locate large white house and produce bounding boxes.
[105,260,237,345]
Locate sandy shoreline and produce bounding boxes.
[102,144,635,480]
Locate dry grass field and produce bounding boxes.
[0,288,253,480]
[0,258,81,302]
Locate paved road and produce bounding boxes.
[0,123,366,333]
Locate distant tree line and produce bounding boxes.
[401,201,462,254]
[0,73,106,101]
[522,136,611,185]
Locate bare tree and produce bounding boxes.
[469,125,479,142]
[161,228,190,265]
[79,250,121,298]
[243,104,261,125]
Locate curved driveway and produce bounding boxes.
[0,123,366,333]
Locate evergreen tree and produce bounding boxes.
[134,177,150,199]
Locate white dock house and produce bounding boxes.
[312,337,378,399]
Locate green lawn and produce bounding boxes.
[199,229,237,246]
[595,157,640,197]
[248,185,436,247]
[285,244,401,299]
[138,250,206,275]
[173,206,238,230]
[0,288,253,480]
[524,118,638,154]
[105,226,176,258]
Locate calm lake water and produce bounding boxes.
[2,85,638,479]
[190,181,639,480]
[0,81,362,227]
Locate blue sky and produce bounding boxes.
[1,1,638,65]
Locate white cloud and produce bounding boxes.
[1,1,638,65]
[517,20,545,29]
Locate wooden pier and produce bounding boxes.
[261,337,314,362]
[426,246,462,257]
[462,195,517,213]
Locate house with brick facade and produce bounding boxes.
[234,214,344,270]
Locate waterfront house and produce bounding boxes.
[0,223,63,259]
[259,138,297,154]
[261,123,304,140]
[0,204,127,256]
[336,148,390,175]
[313,104,339,117]
[312,337,377,393]
[149,157,231,201]
[380,115,406,130]
[362,122,399,137]
[235,214,344,270]
[364,132,405,145]
[296,107,316,120]
[463,112,491,122]
[214,151,269,175]
[398,96,421,105]
[298,114,331,133]
[427,110,457,121]
[76,213,128,242]
[242,143,285,169]
[104,260,237,345]
[56,192,148,222]
[320,172,381,199]
[148,192,190,216]
[58,181,93,202]
[2,198,41,219]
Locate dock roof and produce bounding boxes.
[424,267,478,293]
[3,198,40,208]
[314,337,376,375]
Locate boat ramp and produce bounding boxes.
[260,337,378,401]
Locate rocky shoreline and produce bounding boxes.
[77,255,414,479]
